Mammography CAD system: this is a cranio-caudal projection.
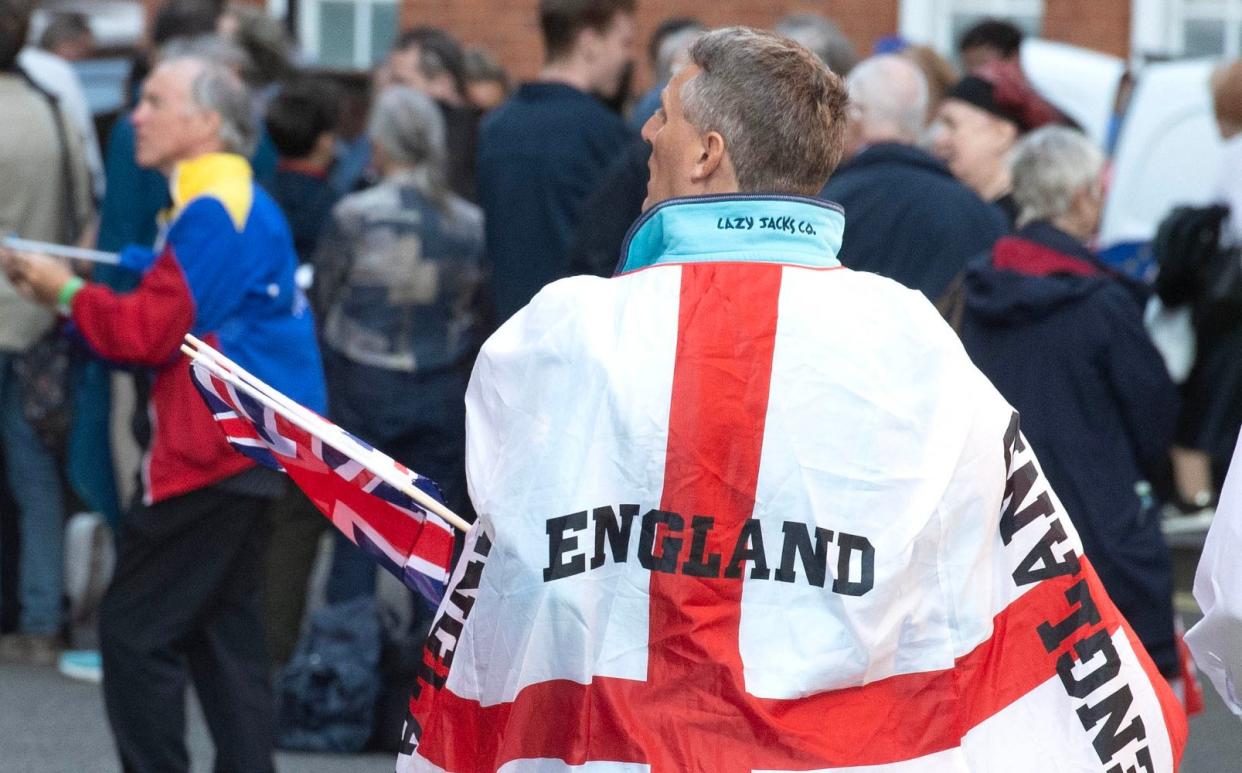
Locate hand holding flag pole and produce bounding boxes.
[2,234,121,265]
[181,334,471,534]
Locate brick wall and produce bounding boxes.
[1042,0,1131,58]
[401,0,898,91]
[133,0,1132,82]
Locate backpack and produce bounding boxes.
[369,599,437,752]
[1153,205,1242,315]
[275,596,383,752]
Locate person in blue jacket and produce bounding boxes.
[4,54,323,772]
[952,126,1180,679]
[476,0,636,323]
[820,54,1006,300]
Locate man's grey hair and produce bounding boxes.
[158,34,251,74]
[163,54,257,157]
[369,86,448,200]
[774,13,858,75]
[682,27,849,195]
[1011,126,1104,226]
[846,55,928,143]
[654,24,705,83]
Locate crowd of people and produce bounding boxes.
[0,0,1237,768]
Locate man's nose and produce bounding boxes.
[640,114,657,145]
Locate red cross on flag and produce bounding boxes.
[397,260,1186,772]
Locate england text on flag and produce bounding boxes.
[188,357,456,607]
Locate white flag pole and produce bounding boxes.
[183,336,465,531]
[181,344,471,534]
[2,235,121,265]
[185,333,324,431]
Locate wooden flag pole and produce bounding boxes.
[181,343,471,534]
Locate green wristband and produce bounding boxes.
[56,276,85,316]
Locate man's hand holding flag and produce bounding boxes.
[181,333,466,607]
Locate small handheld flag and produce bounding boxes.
[182,335,465,607]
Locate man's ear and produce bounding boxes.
[691,130,727,183]
[1072,184,1098,226]
[199,109,223,146]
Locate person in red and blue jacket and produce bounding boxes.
[2,55,323,773]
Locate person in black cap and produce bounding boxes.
[931,60,1061,226]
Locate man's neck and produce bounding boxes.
[849,132,914,159]
[976,164,1012,204]
[1051,213,1093,244]
[538,60,593,93]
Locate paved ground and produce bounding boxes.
[1,540,1238,771]
[0,661,392,772]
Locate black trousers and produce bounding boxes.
[262,487,325,667]
[99,486,275,773]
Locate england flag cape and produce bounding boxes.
[399,194,1187,772]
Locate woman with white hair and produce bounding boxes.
[310,86,484,603]
[950,126,1181,684]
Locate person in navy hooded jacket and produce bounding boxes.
[950,126,1180,679]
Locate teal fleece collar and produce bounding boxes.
[617,194,845,275]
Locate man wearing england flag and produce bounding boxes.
[402,26,1187,773]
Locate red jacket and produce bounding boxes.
[71,153,325,503]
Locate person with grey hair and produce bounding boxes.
[775,12,858,75]
[951,125,1181,687]
[380,25,1185,773]
[1,51,325,772]
[1009,125,1105,229]
[386,26,483,202]
[820,54,1006,298]
[310,86,484,606]
[164,52,257,158]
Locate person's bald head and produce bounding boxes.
[845,54,928,153]
[1213,58,1242,139]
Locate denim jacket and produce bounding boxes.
[311,171,485,373]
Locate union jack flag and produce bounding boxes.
[189,359,456,607]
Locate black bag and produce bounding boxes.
[14,333,73,450]
[10,67,83,453]
[275,596,383,753]
[369,601,436,752]
[1153,204,1242,347]
[1153,205,1242,312]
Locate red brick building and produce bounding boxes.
[155,0,1241,86]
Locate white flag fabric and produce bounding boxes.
[1186,434,1242,716]
[396,196,1187,772]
